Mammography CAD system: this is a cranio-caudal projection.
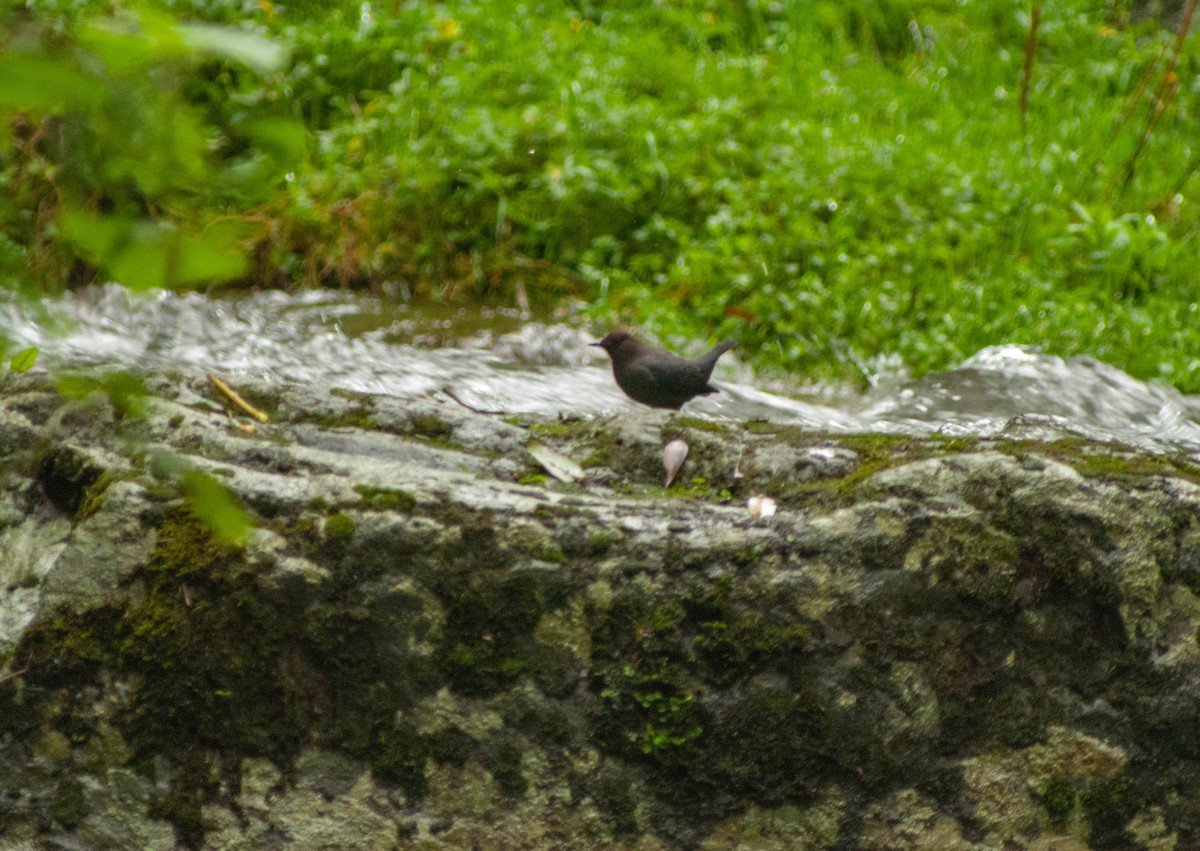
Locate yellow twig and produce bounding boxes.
[206,373,269,422]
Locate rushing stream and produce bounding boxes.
[4,284,1200,456]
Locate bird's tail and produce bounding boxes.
[702,340,736,365]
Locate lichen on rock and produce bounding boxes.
[2,370,1200,849]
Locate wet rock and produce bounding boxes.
[73,769,176,850]
[699,794,844,850]
[858,787,973,850]
[744,441,859,483]
[201,756,402,851]
[2,371,1200,849]
[41,481,156,612]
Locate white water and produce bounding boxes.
[5,285,1200,455]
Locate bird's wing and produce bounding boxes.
[637,355,696,387]
[617,359,664,392]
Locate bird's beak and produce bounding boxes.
[588,341,602,347]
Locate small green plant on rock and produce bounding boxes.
[600,664,703,756]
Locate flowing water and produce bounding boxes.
[4,284,1200,456]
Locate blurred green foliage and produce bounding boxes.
[57,368,148,417]
[8,346,38,372]
[54,366,254,545]
[178,469,253,547]
[3,0,1200,388]
[0,2,300,291]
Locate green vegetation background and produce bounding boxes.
[2,0,1199,389]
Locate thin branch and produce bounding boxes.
[0,667,28,686]
[1019,4,1042,133]
[1115,0,1197,194]
[206,373,270,422]
[1095,40,1163,168]
[441,387,505,416]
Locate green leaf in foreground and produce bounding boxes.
[179,23,291,75]
[57,373,101,400]
[78,11,290,77]
[240,117,309,167]
[101,371,148,418]
[0,54,107,112]
[59,209,250,289]
[56,370,148,417]
[9,347,38,372]
[179,470,252,547]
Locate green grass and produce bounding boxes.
[4,0,1200,389]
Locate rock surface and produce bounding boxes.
[2,369,1200,849]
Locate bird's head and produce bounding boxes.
[589,331,637,355]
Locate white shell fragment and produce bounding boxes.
[662,439,689,487]
[528,440,585,482]
[747,494,777,519]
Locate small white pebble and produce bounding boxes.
[747,495,777,519]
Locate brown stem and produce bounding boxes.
[1115,0,1197,194]
[0,668,28,686]
[441,387,506,416]
[1094,41,1162,172]
[1019,5,1042,132]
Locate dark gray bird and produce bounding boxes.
[590,331,736,410]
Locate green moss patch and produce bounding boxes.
[353,484,418,513]
[6,501,448,846]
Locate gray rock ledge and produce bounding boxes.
[2,370,1199,850]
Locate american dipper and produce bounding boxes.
[590,331,736,410]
